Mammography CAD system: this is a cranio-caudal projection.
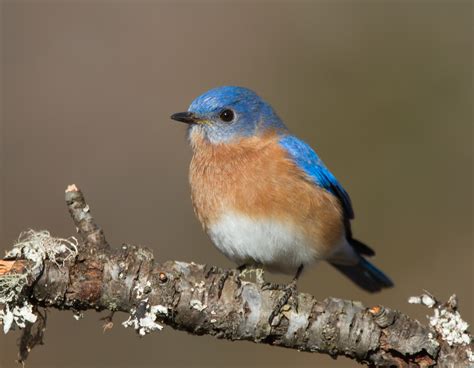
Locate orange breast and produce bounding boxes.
[189,131,345,255]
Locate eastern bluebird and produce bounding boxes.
[171,86,393,312]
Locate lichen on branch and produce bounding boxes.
[0,185,472,367]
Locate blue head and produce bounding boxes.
[171,86,287,144]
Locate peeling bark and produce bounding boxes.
[0,186,472,367]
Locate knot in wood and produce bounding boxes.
[159,272,168,283]
[369,305,396,328]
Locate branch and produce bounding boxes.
[1,186,472,367]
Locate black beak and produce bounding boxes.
[170,111,199,124]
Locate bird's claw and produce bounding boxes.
[261,281,285,291]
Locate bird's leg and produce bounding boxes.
[267,265,304,325]
[261,264,304,291]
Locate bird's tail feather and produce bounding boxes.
[349,238,375,257]
[330,257,393,293]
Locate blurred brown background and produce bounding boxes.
[1,1,472,367]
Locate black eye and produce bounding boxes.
[219,109,234,122]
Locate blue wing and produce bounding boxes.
[279,135,354,220]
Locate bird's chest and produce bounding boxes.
[189,145,260,228]
[188,134,343,271]
[189,135,286,228]
[188,137,319,273]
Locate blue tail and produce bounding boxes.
[330,257,394,293]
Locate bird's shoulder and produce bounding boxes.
[189,131,343,218]
[278,135,354,219]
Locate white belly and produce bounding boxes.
[208,212,319,274]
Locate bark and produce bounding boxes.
[0,186,472,367]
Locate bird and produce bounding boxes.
[171,86,393,320]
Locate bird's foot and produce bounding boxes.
[267,280,299,325]
[261,282,286,291]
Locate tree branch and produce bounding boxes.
[0,186,472,367]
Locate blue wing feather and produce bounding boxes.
[279,135,354,219]
[279,136,387,283]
